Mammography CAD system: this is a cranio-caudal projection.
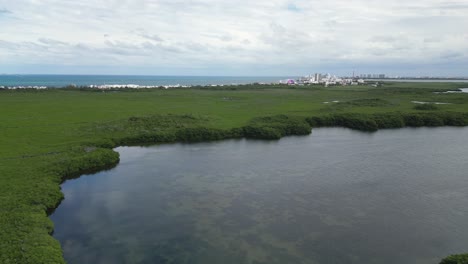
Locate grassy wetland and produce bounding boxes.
[1,82,468,263]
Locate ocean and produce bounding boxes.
[0,75,292,88]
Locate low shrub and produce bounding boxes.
[307,112,468,131]
[242,126,283,140]
[306,115,336,127]
[339,98,392,107]
[422,114,445,126]
[372,113,405,128]
[175,127,229,142]
[414,104,438,110]
[52,148,120,179]
[402,113,426,127]
[440,254,468,264]
[228,127,246,138]
[117,132,177,145]
[244,115,312,139]
[336,114,378,131]
[307,114,378,131]
[441,112,468,126]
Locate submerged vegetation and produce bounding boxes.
[1,82,468,263]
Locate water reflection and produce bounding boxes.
[51,127,468,264]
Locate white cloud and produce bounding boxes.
[0,0,467,75]
[0,8,11,14]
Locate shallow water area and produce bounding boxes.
[435,88,468,94]
[51,127,468,264]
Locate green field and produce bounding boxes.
[1,82,468,263]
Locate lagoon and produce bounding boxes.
[50,127,468,264]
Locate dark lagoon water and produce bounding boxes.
[50,127,468,264]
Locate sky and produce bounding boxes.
[0,0,467,76]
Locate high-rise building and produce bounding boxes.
[314,73,322,82]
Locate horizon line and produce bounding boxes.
[1,73,468,78]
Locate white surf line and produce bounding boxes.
[411,101,452,105]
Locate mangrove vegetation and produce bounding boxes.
[1,82,468,263]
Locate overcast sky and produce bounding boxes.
[0,0,467,76]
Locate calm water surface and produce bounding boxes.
[50,127,468,264]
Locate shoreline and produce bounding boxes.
[1,79,468,91]
[49,122,468,264]
[48,111,468,218]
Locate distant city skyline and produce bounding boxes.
[0,0,467,76]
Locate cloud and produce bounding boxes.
[0,8,11,14]
[439,51,463,60]
[369,36,401,44]
[140,34,164,42]
[438,3,468,9]
[38,38,67,46]
[134,29,165,42]
[287,3,301,12]
[242,39,251,45]
[0,0,467,76]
